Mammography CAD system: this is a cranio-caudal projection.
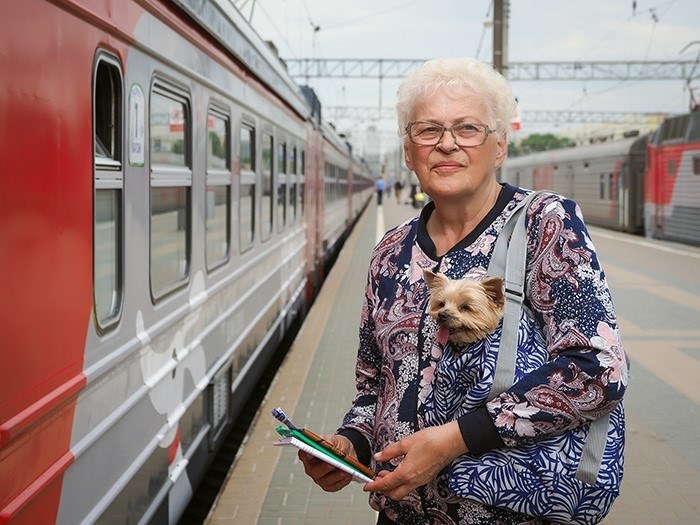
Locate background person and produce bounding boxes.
[394,178,403,204]
[375,177,385,205]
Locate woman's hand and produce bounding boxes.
[364,421,468,501]
[297,434,357,492]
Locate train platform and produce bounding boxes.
[204,195,700,525]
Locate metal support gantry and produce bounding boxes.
[284,58,700,82]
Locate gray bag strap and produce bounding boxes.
[486,191,539,399]
[486,191,609,485]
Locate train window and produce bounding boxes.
[93,54,123,330]
[261,133,273,241]
[239,123,255,251]
[206,108,231,270]
[240,123,255,172]
[325,162,336,202]
[599,174,606,200]
[693,156,700,176]
[290,145,298,174]
[277,141,287,231]
[667,158,677,177]
[300,148,306,215]
[149,86,191,298]
[289,146,297,221]
[340,168,348,203]
[609,173,616,201]
[660,114,690,143]
[689,113,700,141]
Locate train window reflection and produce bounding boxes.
[289,146,297,221]
[150,187,189,294]
[95,189,122,324]
[239,123,255,251]
[239,183,255,250]
[261,133,273,240]
[688,113,700,141]
[206,109,230,270]
[300,148,306,216]
[93,53,123,330]
[240,124,255,171]
[277,141,287,230]
[151,92,188,166]
[150,86,191,297]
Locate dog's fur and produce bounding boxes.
[423,270,505,345]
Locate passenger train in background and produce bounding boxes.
[0,1,373,524]
[502,110,700,246]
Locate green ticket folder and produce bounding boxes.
[273,426,374,483]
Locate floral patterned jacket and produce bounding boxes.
[338,185,628,524]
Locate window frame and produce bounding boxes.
[93,51,124,332]
[277,138,287,232]
[149,81,193,300]
[205,104,232,271]
[260,130,274,242]
[239,118,256,252]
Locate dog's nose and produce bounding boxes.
[438,312,450,322]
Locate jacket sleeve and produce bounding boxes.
[467,193,628,450]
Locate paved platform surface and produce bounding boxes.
[205,195,700,524]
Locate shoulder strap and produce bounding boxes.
[486,191,540,399]
[486,191,610,485]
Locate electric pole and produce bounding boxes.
[493,0,509,75]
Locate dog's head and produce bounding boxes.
[423,270,505,345]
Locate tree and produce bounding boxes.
[509,133,576,157]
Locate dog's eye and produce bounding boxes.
[459,304,471,312]
[437,301,445,308]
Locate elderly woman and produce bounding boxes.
[299,58,627,525]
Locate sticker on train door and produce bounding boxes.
[129,83,145,166]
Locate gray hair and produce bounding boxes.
[396,57,517,138]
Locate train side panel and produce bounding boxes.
[503,137,646,234]
[0,2,143,523]
[644,112,700,245]
[0,1,371,524]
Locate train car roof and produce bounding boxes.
[505,136,643,168]
[174,0,364,164]
[173,0,311,120]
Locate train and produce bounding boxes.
[0,1,374,524]
[502,110,700,246]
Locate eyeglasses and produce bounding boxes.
[405,121,495,147]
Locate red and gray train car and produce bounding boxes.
[0,1,372,523]
[503,111,700,246]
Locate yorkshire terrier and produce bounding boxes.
[423,270,505,346]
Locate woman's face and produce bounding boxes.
[403,87,507,202]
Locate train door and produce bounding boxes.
[626,136,648,234]
[619,163,628,231]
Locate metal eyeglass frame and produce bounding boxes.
[405,121,495,147]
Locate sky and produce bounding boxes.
[236,0,700,155]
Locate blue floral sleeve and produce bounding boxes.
[486,193,628,447]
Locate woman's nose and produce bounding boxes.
[436,129,459,151]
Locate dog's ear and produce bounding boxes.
[481,277,505,308]
[423,270,447,291]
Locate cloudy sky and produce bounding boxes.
[238,0,700,152]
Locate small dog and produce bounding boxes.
[423,270,505,346]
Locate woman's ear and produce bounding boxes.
[495,133,508,168]
[404,141,414,170]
